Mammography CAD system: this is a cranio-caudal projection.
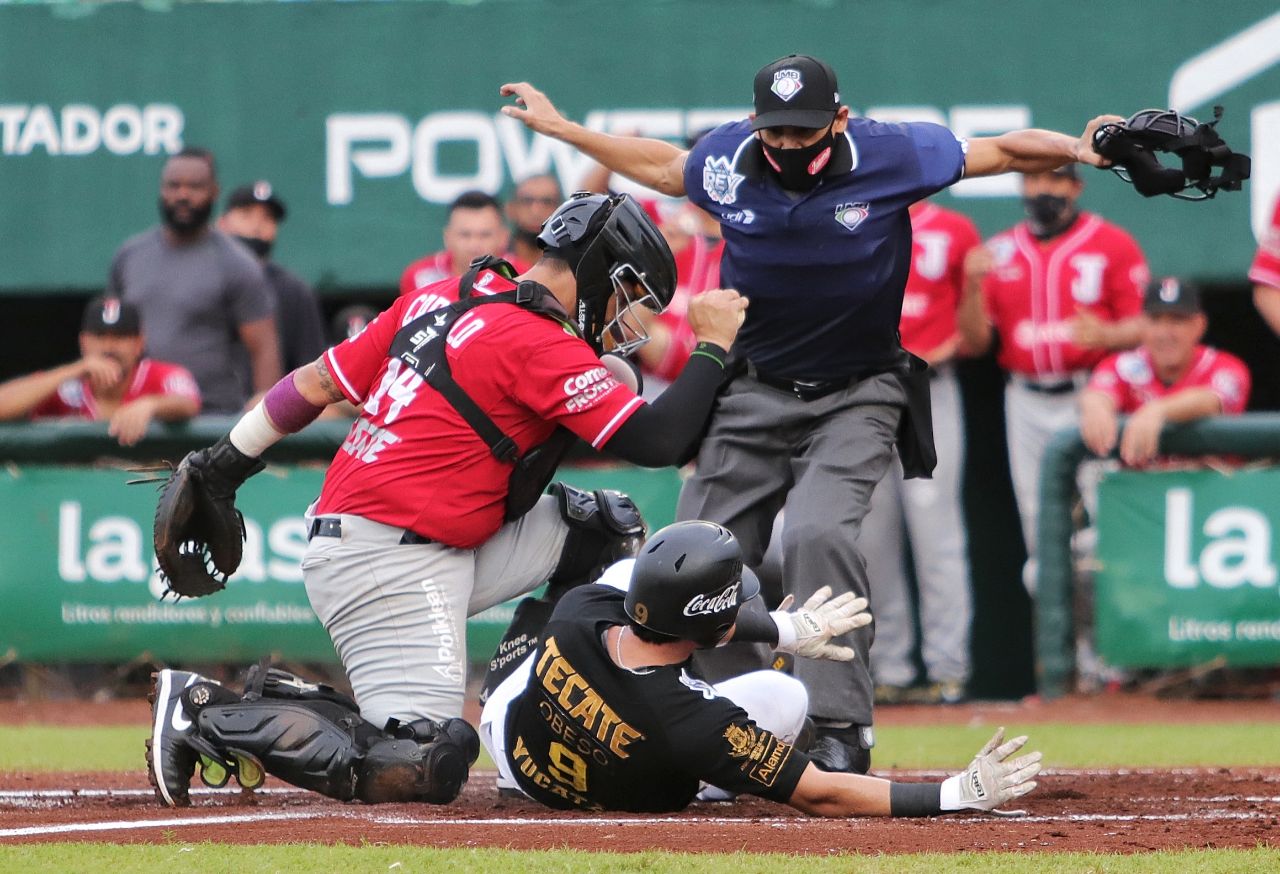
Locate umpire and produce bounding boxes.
[503,55,1120,772]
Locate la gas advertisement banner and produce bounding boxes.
[1,1,1278,293]
[1095,468,1280,667]
[0,463,681,664]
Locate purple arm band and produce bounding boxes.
[264,374,325,433]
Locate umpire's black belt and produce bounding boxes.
[749,362,888,402]
[307,517,434,546]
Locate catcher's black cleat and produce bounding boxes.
[146,669,203,807]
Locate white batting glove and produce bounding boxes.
[769,586,872,661]
[941,727,1043,812]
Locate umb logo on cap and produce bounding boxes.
[771,69,803,102]
[102,298,121,325]
[1159,277,1181,302]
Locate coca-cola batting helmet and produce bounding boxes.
[624,521,761,646]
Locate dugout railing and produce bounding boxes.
[1035,413,1280,699]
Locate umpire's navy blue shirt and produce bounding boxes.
[685,119,966,379]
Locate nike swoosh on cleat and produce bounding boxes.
[170,674,197,731]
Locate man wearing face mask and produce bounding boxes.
[501,56,1123,774]
[106,148,281,414]
[219,182,327,375]
[957,166,1148,590]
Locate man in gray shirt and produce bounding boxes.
[107,147,281,414]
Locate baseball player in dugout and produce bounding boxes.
[956,164,1149,591]
[1079,276,1250,467]
[0,296,201,446]
[482,520,1041,815]
[1250,190,1280,337]
[862,199,981,706]
[142,190,851,808]
[399,190,528,296]
[502,55,1124,773]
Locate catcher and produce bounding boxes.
[480,520,1041,815]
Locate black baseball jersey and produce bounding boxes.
[504,585,809,812]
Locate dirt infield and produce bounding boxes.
[3,694,1277,854]
[1,768,1276,853]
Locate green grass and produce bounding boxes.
[3,721,1277,772]
[1,846,1278,873]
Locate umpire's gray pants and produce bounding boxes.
[863,365,971,687]
[301,495,568,728]
[678,370,905,726]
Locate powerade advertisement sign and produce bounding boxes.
[1,2,1278,292]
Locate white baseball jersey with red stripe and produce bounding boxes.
[31,359,201,419]
[1087,345,1251,415]
[1248,194,1280,290]
[318,269,641,548]
[899,203,981,357]
[981,213,1149,377]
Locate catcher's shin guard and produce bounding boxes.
[194,699,366,800]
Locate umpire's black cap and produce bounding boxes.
[82,296,142,336]
[751,55,840,131]
[226,180,287,221]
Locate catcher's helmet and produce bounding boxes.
[537,192,676,355]
[1092,106,1250,200]
[624,521,761,646]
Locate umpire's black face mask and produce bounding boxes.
[758,124,836,192]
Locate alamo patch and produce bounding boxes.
[703,155,745,206]
[722,723,793,788]
[834,202,870,231]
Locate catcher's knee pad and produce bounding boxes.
[359,716,480,804]
[547,482,646,592]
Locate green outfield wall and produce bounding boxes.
[0,446,683,664]
[2,1,1278,293]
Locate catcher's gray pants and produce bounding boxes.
[301,496,568,728]
[863,364,971,687]
[678,370,905,726]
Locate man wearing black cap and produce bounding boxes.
[500,58,1120,773]
[957,166,1148,589]
[0,297,201,445]
[219,181,327,374]
[1080,276,1250,466]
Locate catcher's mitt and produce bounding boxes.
[1092,106,1250,200]
[136,436,265,598]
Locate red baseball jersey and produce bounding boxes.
[31,359,201,419]
[399,250,530,297]
[318,269,642,548]
[647,235,723,382]
[1088,345,1251,415]
[981,213,1149,377]
[899,203,981,357]
[1248,193,1280,290]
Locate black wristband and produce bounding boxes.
[691,341,728,368]
[889,782,943,817]
[727,597,779,647]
